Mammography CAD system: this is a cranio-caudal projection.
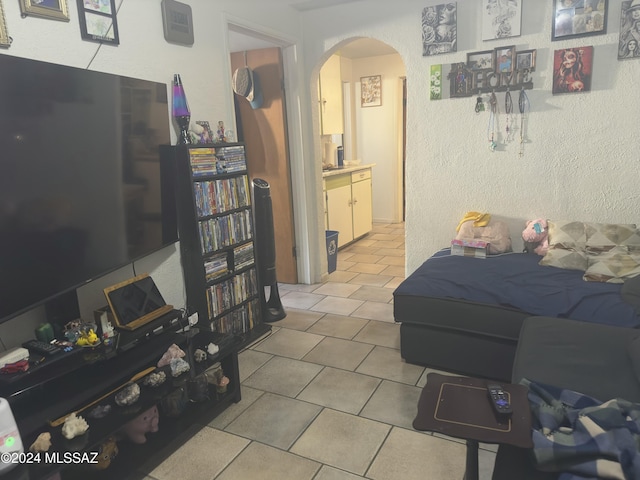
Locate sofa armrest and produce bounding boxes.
[512,316,640,403]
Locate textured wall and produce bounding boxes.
[300,0,640,274]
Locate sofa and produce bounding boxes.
[393,221,640,382]
[491,316,640,479]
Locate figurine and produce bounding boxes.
[120,405,159,444]
[62,413,89,440]
[217,121,226,143]
[76,329,99,346]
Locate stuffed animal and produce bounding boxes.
[522,219,548,256]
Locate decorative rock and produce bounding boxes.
[169,357,190,377]
[114,383,141,406]
[29,432,51,453]
[120,405,159,444]
[157,344,185,368]
[193,349,207,363]
[93,436,118,470]
[142,371,166,388]
[62,413,89,440]
[206,342,219,356]
[87,404,112,419]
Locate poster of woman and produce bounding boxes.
[619,0,640,59]
[422,3,457,56]
[552,46,593,94]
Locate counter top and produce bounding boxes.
[322,163,375,178]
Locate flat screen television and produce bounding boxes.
[0,54,178,325]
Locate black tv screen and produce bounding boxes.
[0,55,178,323]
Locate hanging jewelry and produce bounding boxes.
[518,88,530,157]
[487,91,498,151]
[504,89,514,144]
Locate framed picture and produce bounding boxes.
[467,50,494,71]
[194,121,214,144]
[618,0,640,59]
[515,49,537,70]
[19,0,70,21]
[77,0,119,45]
[494,45,516,74]
[552,0,607,41]
[422,3,457,56]
[0,1,10,47]
[361,75,382,107]
[552,46,593,94]
[481,0,522,40]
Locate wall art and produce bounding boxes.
[77,0,119,45]
[482,0,522,40]
[552,0,607,40]
[494,45,516,74]
[19,0,70,21]
[467,50,494,71]
[361,75,382,107]
[516,49,536,70]
[552,46,593,94]
[618,0,640,59]
[0,1,10,47]
[430,64,442,100]
[422,3,457,56]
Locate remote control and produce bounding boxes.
[22,339,62,356]
[487,384,512,415]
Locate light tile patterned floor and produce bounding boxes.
[143,223,498,480]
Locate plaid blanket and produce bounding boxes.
[522,379,640,480]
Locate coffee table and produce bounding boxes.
[413,373,533,480]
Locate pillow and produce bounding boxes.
[539,221,588,271]
[583,245,640,283]
[585,223,640,253]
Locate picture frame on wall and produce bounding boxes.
[77,0,119,45]
[481,0,522,40]
[467,50,493,71]
[19,0,70,21]
[515,49,537,70]
[552,46,593,94]
[618,0,640,59]
[494,45,516,74]
[0,1,10,47]
[552,0,607,41]
[361,75,382,107]
[422,2,457,56]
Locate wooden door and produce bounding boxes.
[230,48,297,284]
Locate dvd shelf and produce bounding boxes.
[160,143,270,346]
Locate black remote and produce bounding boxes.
[22,339,62,356]
[487,384,512,415]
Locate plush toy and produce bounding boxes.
[522,219,549,256]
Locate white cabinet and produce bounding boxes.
[325,168,372,248]
[319,54,344,135]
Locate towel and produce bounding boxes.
[456,211,491,233]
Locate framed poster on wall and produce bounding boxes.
[482,0,521,40]
[552,0,607,40]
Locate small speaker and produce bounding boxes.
[252,179,286,323]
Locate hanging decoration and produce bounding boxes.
[504,89,514,144]
[518,88,530,157]
[430,64,442,100]
[487,91,498,152]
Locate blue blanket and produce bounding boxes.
[524,379,640,480]
[395,250,640,328]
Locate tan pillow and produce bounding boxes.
[539,221,588,271]
[583,246,640,283]
[585,223,640,253]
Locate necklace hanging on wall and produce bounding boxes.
[504,89,514,144]
[487,91,498,151]
[518,88,530,157]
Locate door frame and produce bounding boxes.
[222,14,315,284]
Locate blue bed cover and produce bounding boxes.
[395,250,640,329]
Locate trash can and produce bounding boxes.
[326,230,339,273]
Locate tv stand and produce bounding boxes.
[1,311,254,480]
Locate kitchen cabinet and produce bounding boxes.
[319,54,344,135]
[325,167,373,248]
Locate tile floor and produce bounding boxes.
[143,223,498,480]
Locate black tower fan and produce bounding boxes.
[252,178,286,322]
